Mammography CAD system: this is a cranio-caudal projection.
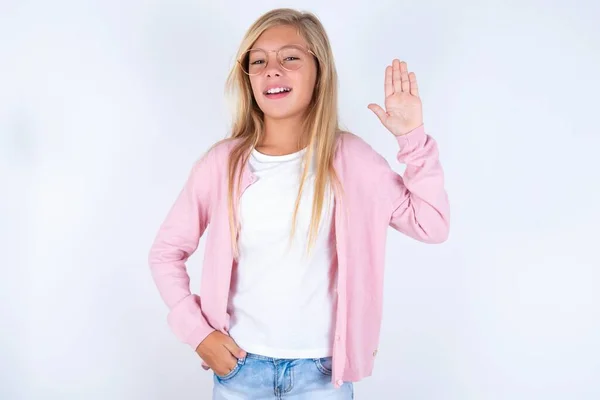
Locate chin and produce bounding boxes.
[262,109,300,120]
[255,90,311,120]
[258,103,304,120]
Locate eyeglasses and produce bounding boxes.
[238,44,317,76]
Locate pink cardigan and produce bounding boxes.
[148,124,450,388]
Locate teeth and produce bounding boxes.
[266,87,291,94]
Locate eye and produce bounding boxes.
[250,59,265,65]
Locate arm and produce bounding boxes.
[147,151,216,350]
[386,124,449,243]
[368,59,449,243]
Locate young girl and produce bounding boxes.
[148,8,449,400]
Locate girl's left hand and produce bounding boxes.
[368,59,424,136]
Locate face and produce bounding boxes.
[245,25,318,121]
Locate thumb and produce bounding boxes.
[223,337,246,359]
[368,103,387,124]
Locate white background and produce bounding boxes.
[1,0,599,399]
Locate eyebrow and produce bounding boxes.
[250,43,307,51]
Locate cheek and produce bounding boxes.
[250,77,263,98]
[294,71,317,102]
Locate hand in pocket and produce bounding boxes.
[195,331,246,376]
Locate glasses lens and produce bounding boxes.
[242,49,267,75]
[240,46,311,75]
[278,45,306,71]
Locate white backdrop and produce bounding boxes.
[1,0,599,399]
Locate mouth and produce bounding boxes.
[263,86,293,99]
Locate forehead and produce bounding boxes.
[251,25,308,50]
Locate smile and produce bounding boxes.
[264,87,292,94]
[263,87,293,99]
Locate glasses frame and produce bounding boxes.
[237,44,318,76]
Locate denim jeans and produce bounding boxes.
[212,352,354,399]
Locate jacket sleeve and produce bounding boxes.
[148,151,216,350]
[384,124,450,243]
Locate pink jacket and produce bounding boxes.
[148,124,450,388]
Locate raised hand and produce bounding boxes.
[368,59,423,136]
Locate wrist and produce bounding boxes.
[393,122,423,136]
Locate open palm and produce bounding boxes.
[368,59,423,136]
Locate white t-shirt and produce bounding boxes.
[226,145,337,359]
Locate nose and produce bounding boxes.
[264,52,283,77]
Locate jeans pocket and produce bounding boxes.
[215,356,245,381]
[313,357,333,376]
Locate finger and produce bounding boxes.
[223,338,247,359]
[225,357,238,371]
[217,357,238,376]
[368,103,388,124]
[409,72,419,97]
[385,65,393,97]
[400,61,410,92]
[392,59,402,93]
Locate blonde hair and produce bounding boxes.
[224,8,342,259]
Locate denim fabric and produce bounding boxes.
[212,353,354,399]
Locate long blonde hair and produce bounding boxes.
[224,8,342,259]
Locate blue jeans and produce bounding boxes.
[212,352,354,399]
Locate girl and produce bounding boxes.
[148,8,449,400]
